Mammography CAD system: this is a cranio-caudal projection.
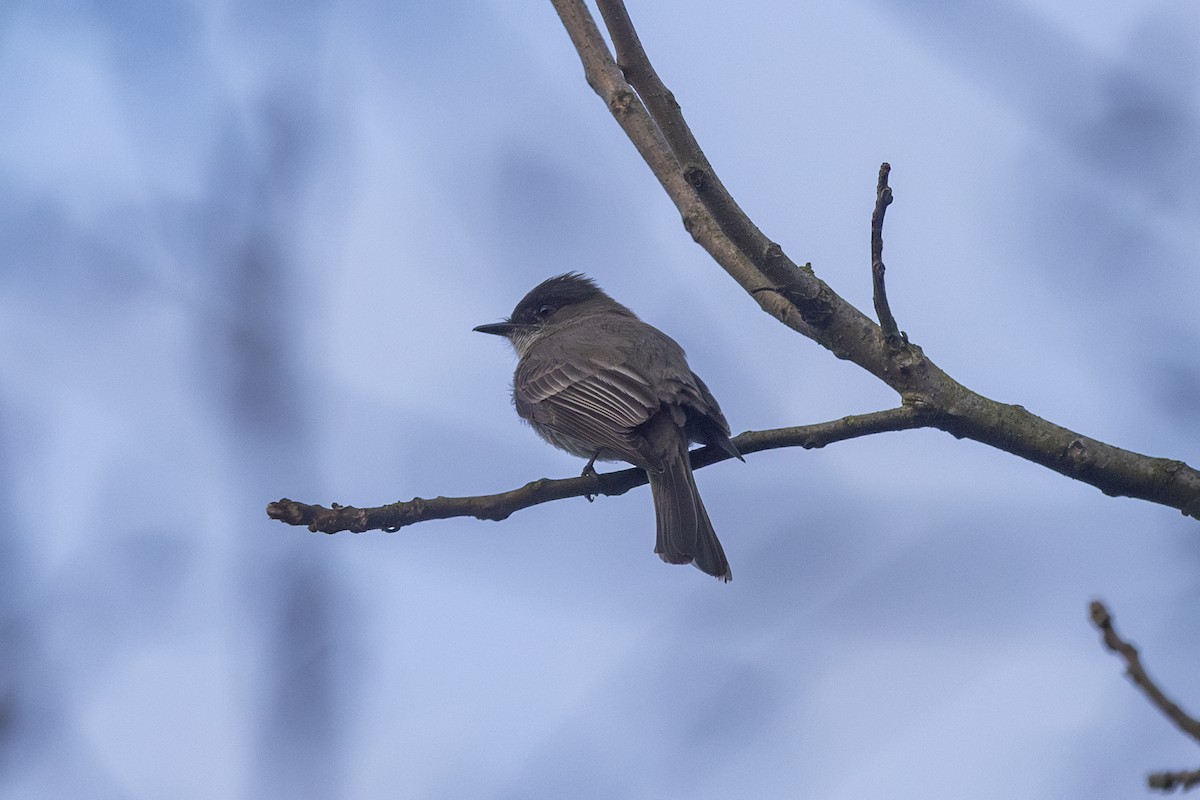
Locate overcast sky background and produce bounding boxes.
[3,0,1199,797]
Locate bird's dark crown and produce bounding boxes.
[508,272,610,326]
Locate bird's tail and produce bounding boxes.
[648,447,732,582]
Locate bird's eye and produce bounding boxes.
[536,304,554,318]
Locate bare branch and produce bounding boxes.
[1149,769,1200,793]
[550,0,817,339]
[1089,601,1200,742]
[269,1,1200,544]
[1090,600,1200,792]
[549,0,1200,522]
[267,407,928,534]
[871,162,901,342]
[594,0,837,329]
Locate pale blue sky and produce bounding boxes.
[2,1,1198,797]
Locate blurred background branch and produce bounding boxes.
[1090,601,1200,792]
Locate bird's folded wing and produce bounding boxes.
[515,359,659,460]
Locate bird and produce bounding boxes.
[474,272,740,581]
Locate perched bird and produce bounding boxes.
[474,273,740,581]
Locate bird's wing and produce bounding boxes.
[514,357,660,463]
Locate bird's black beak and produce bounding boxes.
[473,321,517,337]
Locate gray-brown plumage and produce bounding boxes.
[474,273,740,581]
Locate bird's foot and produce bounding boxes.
[581,452,601,502]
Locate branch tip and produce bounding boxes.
[1149,768,1200,792]
[871,162,901,341]
[1089,600,1200,790]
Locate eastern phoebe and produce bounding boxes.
[474,273,740,581]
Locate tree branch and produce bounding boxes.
[267,407,928,534]
[549,0,793,331]
[592,0,834,330]
[1150,769,1200,793]
[548,0,1200,522]
[266,0,1200,541]
[1089,601,1200,792]
[871,162,901,343]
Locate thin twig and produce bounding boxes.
[871,162,901,342]
[1089,601,1200,742]
[268,407,929,534]
[1089,600,1200,793]
[1150,769,1200,793]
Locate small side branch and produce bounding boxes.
[1151,770,1200,793]
[1089,600,1200,740]
[267,469,646,534]
[1089,600,1200,792]
[268,407,928,534]
[871,162,901,342]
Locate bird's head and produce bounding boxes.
[473,272,625,355]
